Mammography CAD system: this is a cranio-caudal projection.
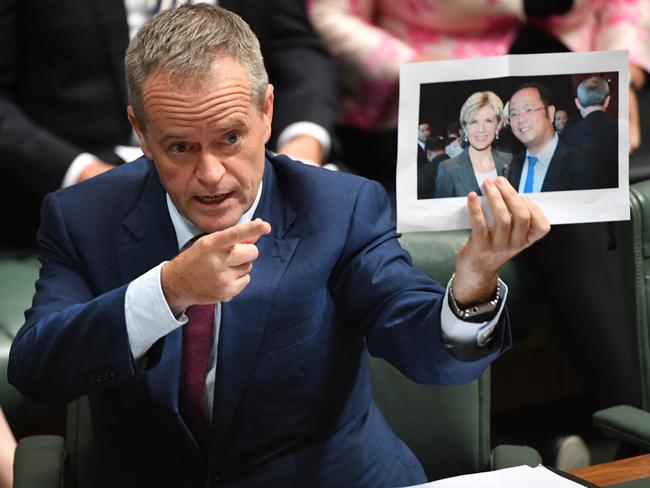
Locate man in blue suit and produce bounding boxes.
[9,5,549,487]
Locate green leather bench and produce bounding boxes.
[0,257,65,438]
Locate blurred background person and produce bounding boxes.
[445,120,465,158]
[0,0,337,252]
[435,91,510,198]
[417,134,448,199]
[554,108,570,134]
[417,121,432,169]
[307,0,649,204]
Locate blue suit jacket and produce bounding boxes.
[9,153,510,487]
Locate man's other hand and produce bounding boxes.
[161,218,272,315]
[453,177,550,307]
[278,135,324,166]
[76,159,116,183]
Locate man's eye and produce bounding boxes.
[226,133,239,144]
[173,143,189,153]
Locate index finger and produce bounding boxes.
[211,219,272,248]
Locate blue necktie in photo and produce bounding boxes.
[523,155,538,193]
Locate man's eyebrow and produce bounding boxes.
[160,133,188,144]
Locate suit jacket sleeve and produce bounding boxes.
[0,0,83,194]
[329,179,510,385]
[264,0,338,147]
[8,192,136,404]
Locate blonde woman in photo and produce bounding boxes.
[435,91,511,198]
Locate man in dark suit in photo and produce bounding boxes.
[0,0,336,250]
[563,76,619,189]
[8,5,550,487]
[417,121,432,170]
[417,136,449,199]
[507,82,595,193]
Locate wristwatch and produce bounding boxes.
[448,274,501,323]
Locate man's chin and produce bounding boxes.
[188,209,243,234]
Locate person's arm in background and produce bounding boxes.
[593,0,648,152]
[0,409,14,488]
[306,0,529,82]
[0,0,114,193]
[264,0,338,165]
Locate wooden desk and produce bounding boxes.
[571,454,650,486]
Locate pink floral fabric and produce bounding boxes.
[307,0,650,130]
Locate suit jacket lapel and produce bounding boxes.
[209,157,299,453]
[116,161,186,427]
[541,141,568,192]
[87,0,129,108]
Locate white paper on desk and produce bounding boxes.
[403,465,585,488]
[396,50,630,233]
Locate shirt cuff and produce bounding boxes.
[124,262,188,360]
[275,121,332,160]
[61,152,97,188]
[440,277,508,347]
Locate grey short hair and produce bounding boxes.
[576,76,610,107]
[459,91,505,128]
[125,4,268,126]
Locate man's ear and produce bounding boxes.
[547,104,556,123]
[603,95,611,110]
[127,106,154,159]
[262,84,274,144]
[574,97,582,111]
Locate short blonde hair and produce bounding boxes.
[125,4,268,127]
[459,91,505,129]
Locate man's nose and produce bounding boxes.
[196,153,226,186]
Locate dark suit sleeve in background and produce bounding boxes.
[230,0,338,150]
[0,0,77,194]
[0,0,131,196]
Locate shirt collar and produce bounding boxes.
[526,132,559,169]
[166,181,264,250]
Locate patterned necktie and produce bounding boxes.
[523,155,538,193]
[179,303,215,447]
[178,233,214,446]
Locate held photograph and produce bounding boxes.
[396,51,629,232]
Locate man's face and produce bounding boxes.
[509,87,556,154]
[554,110,568,132]
[129,57,273,233]
[418,123,431,143]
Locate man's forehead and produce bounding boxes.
[510,88,541,105]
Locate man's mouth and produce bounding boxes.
[196,193,231,204]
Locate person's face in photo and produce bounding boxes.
[509,87,556,154]
[465,105,499,152]
[418,123,431,143]
[129,56,274,233]
[554,110,568,132]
